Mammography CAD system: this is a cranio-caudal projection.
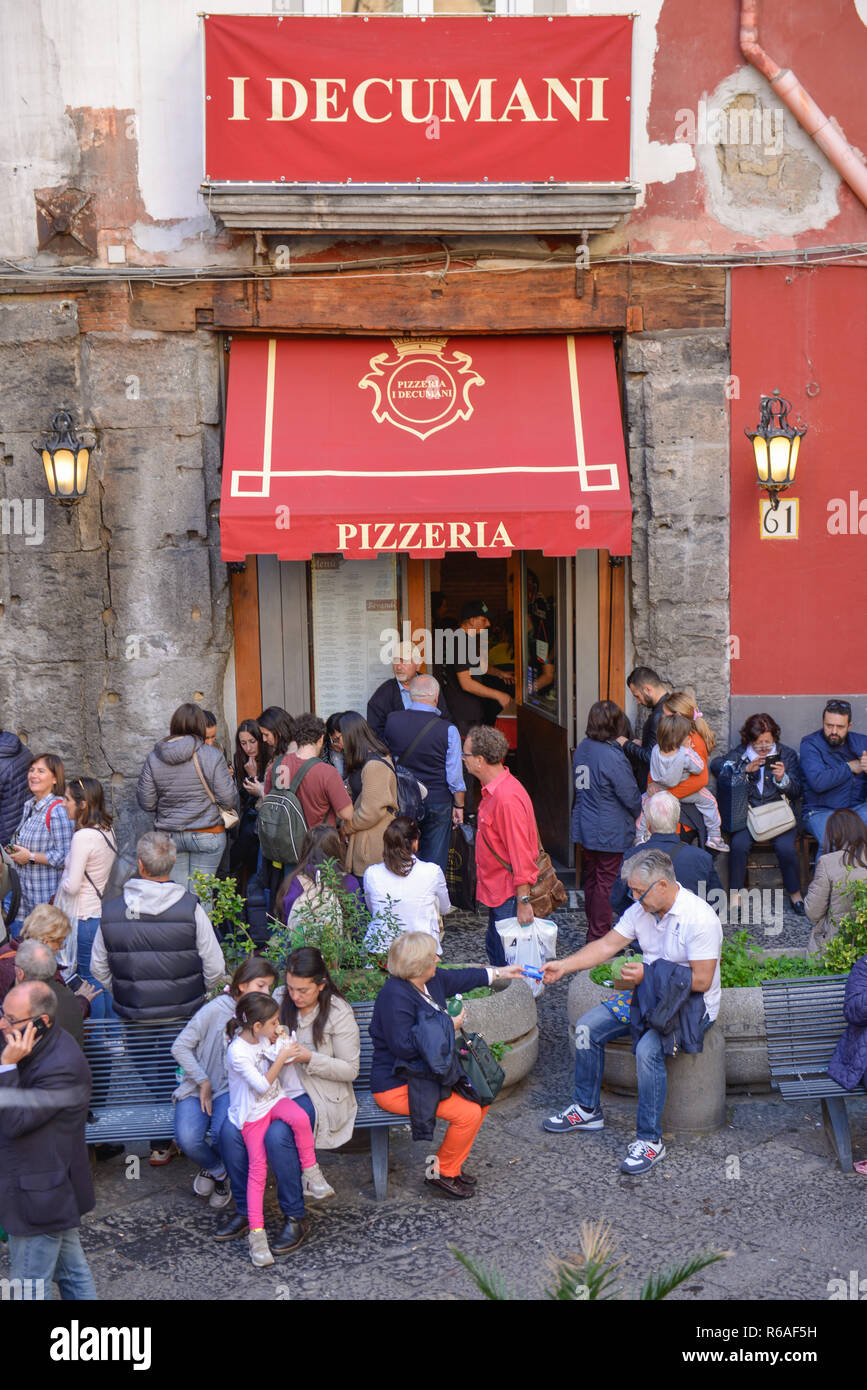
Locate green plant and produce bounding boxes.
[191,871,246,935]
[451,1220,727,1301]
[590,954,642,988]
[820,875,867,974]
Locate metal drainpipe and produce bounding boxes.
[740,0,867,208]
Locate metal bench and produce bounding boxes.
[83,1003,409,1199]
[761,975,866,1171]
[83,1019,180,1144]
[350,1000,409,1201]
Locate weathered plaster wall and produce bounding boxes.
[0,297,231,845]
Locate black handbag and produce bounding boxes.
[716,759,750,834]
[456,1029,505,1106]
[446,822,477,910]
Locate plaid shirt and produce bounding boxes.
[14,793,74,919]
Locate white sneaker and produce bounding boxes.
[248,1229,274,1267]
[619,1138,666,1175]
[302,1163,335,1200]
[209,1176,232,1209]
[193,1168,216,1198]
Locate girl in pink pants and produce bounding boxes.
[226,992,334,1268]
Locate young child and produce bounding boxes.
[640,713,729,852]
[226,992,334,1268]
[171,955,278,1209]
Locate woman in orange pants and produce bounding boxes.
[369,932,522,1199]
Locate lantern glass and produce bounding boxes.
[768,434,793,484]
[75,448,89,495]
[41,449,56,494]
[752,435,769,483]
[52,447,76,496]
[789,433,801,481]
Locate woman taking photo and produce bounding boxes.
[339,711,399,878]
[8,753,73,929]
[804,810,867,951]
[572,701,642,942]
[137,702,238,889]
[230,719,267,893]
[247,707,296,800]
[371,932,522,1199]
[364,816,452,953]
[711,711,805,914]
[57,777,117,1014]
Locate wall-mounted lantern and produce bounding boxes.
[745,390,806,509]
[32,411,97,508]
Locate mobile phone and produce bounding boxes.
[30,1018,48,1040]
[65,974,85,993]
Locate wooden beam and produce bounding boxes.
[598,553,626,708]
[629,264,726,330]
[231,562,262,721]
[406,558,426,665]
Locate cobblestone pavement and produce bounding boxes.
[3,902,864,1302]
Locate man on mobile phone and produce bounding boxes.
[0,980,96,1299]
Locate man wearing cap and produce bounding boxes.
[367,642,450,742]
[437,601,513,738]
[800,699,867,855]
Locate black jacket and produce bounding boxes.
[0,1022,94,1237]
[0,731,33,848]
[99,891,204,1020]
[622,697,668,793]
[711,743,802,807]
[629,958,708,1055]
[367,678,451,742]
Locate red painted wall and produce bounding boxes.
[730,265,867,693]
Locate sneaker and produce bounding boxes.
[248,1229,274,1268]
[542,1102,604,1134]
[209,1177,232,1210]
[193,1168,216,1198]
[301,1163,335,1200]
[620,1138,666,1175]
[706,838,730,853]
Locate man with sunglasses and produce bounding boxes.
[0,981,96,1298]
[799,700,867,858]
[541,848,721,1175]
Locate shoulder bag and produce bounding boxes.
[456,1029,505,1105]
[480,829,567,918]
[747,795,796,842]
[192,751,239,830]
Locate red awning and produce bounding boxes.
[219,334,632,561]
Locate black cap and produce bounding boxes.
[460,600,489,622]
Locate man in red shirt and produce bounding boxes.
[463,725,538,965]
[272,714,353,830]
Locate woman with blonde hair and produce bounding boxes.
[369,932,522,1199]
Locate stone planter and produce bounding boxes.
[463,977,539,1092]
[566,948,810,1095]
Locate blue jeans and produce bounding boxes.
[7,1228,96,1300]
[485,895,517,967]
[573,1002,713,1143]
[418,801,453,878]
[219,1092,316,1221]
[76,915,118,1021]
[803,801,867,861]
[170,830,228,890]
[174,1091,231,1175]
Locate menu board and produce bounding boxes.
[310,555,398,718]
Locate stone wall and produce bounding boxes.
[624,327,731,742]
[0,296,231,849]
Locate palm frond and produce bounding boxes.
[450,1245,520,1301]
[638,1250,729,1301]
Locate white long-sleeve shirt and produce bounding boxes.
[226,1031,304,1129]
[60,826,117,920]
[363,857,452,953]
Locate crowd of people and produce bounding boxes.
[1,652,866,1296]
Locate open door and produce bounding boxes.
[516,552,573,865]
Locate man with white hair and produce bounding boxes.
[611,791,722,916]
[384,673,465,874]
[543,847,722,1175]
[367,642,451,741]
[13,939,89,1049]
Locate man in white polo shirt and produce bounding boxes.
[542,847,722,1175]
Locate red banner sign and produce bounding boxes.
[203,14,632,184]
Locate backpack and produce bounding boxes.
[287,872,343,937]
[372,754,425,825]
[257,758,319,866]
[83,828,137,904]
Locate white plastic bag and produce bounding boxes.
[495,916,558,998]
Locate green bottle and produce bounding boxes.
[446,994,463,1017]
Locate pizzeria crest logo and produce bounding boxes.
[359,337,484,441]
